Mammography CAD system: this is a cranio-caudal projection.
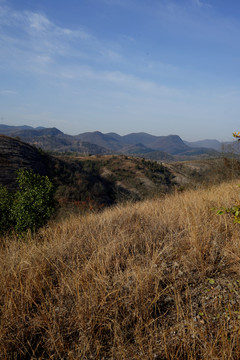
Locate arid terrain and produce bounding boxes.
[1,180,240,358]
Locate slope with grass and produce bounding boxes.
[1,181,240,359]
[164,157,240,188]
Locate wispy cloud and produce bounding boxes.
[191,0,211,8]
[27,12,51,32]
[0,2,122,73]
[0,90,17,95]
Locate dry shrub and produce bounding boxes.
[1,180,240,359]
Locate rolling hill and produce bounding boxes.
[0,135,177,206]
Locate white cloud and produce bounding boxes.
[27,12,51,32]
[0,2,123,72]
[191,0,203,7]
[191,0,211,9]
[0,90,17,95]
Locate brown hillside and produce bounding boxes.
[0,135,50,188]
[1,181,240,358]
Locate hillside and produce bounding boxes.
[0,135,50,188]
[0,136,176,206]
[1,181,240,358]
[164,157,240,188]
[2,135,240,210]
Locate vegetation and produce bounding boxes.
[0,185,12,233]
[1,180,240,358]
[0,169,55,234]
[216,133,240,224]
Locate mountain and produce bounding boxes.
[148,135,190,154]
[0,127,109,155]
[0,124,38,135]
[12,127,63,139]
[121,132,157,145]
[120,142,156,154]
[29,134,109,155]
[74,131,218,157]
[75,131,122,151]
[0,125,222,160]
[105,132,123,142]
[185,139,222,151]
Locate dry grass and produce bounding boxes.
[1,180,240,359]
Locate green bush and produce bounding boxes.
[0,169,55,235]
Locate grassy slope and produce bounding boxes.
[1,181,240,359]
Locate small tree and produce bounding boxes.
[11,169,55,233]
[0,169,55,235]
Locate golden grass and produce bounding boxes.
[1,180,240,359]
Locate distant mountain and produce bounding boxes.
[30,135,109,155]
[106,132,123,142]
[0,124,38,135]
[185,139,222,151]
[121,132,157,146]
[12,127,63,139]
[74,131,216,157]
[0,125,222,160]
[120,143,156,154]
[75,131,122,151]
[148,135,190,154]
[0,127,109,155]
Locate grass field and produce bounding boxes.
[1,180,240,359]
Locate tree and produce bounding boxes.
[0,169,55,235]
[0,185,12,234]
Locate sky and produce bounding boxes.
[0,0,240,141]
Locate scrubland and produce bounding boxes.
[1,180,240,359]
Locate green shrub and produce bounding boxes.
[0,169,55,235]
[217,204,240,224]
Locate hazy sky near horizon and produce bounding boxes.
[0,0,240,141]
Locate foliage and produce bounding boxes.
[0,169,55,234]
[0,185,13,233]
[217,203,240,224]
[216,132,240,224]
[233,131,240,140]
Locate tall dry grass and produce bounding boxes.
[1,180,240,359]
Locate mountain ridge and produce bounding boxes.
[0,124,225,160]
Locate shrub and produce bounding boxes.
[0,169,55,235]
[11,169,55,233]
[216,132,240,224]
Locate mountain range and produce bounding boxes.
[0,124,234,161]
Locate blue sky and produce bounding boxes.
[0,0,240,140]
